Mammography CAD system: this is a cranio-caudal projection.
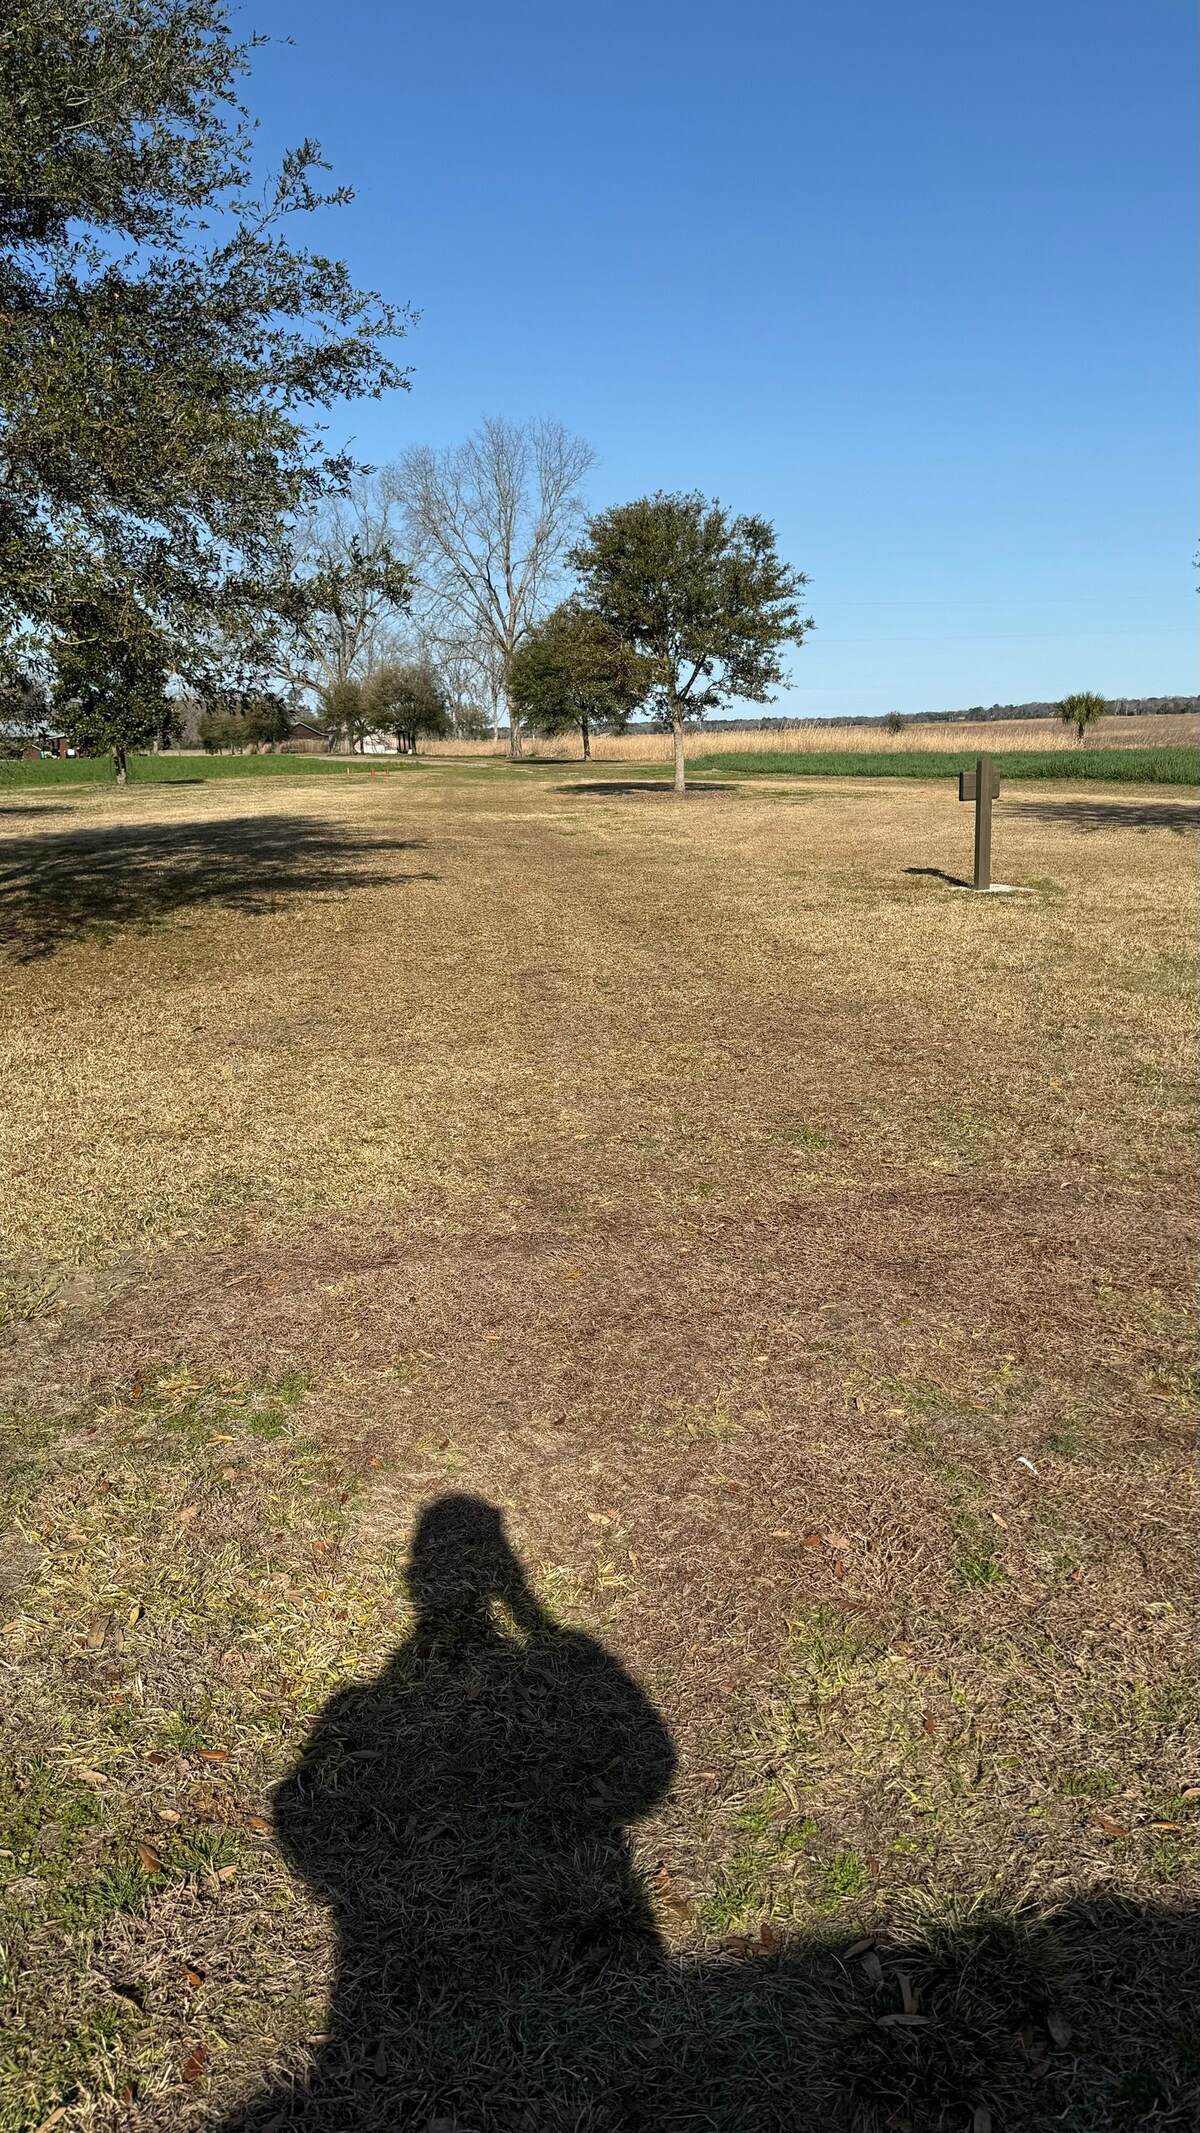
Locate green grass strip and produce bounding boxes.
[687,746,1198,785]
[0,753,420,788]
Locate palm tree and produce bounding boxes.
[1057,691,1108,744]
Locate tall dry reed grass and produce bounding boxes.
[420,711,1199,762]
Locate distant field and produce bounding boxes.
[689,745,1199,784]
[427,709,1200,760]
[3,737,1197,790]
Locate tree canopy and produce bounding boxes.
[506,601,647,759]
[1057,691,1108,744]
[569,493,812,793]
[363,660,450,753]
[0,0,410,763]
[50,589,173,781]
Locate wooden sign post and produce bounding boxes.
[958,754,1002,891]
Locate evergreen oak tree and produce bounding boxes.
[506,601,646,760]
[568,493,812,794]
[0,0,410,773]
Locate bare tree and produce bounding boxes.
[276,474,411,698]
[389,418,596,757]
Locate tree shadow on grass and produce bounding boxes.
[217,1495,1200,2133]
[1003,797,1200,835]
[559,780,736,797]
[0,813,436,961]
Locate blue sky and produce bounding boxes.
[246,0,1196,717]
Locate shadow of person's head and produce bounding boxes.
[406,1490,550,1649]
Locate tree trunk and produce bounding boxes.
[508,705,522,760]
[581,715,591,761]
[671,708,686,797]
[113,744,127,786]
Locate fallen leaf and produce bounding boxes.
[877,2011,931,2028]
[801,1531,823,1548]
[215,1863,236,1881]
[180,2044,209,2082]
[1045,2008,1072,2049]
[883,1406,905,1417]
[85,1614,113,1651]
[206,1434,234,1444]
[1149,1820,1188,1832]
[891,1639,917,1657]
[134,1840,162,1875]
[246,1814,273,1835]
[178,1505,199,1523]
[823,1530,851,1551]
[182,1964,206,1988]
[844,1935,875,1957]
[1096,1812,1127,1838]
[759,1920,778,1952]
[769,1529,793,1539]
[989,1511,1009,1529]
[198,1749,228,1764]
[972,2109,993,2133]
[861,1951,884,1983]
[127,1603,143,1625]
[922,1712,937,1737]
[897,1970,918,2015]
[156,1807,181,1824]
[221,1467,239,1482]
[34,2109,68,2132]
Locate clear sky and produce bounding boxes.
[245,0,1196,717]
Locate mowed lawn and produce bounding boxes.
[0,766,1196,2132]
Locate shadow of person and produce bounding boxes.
[210,1498,1200,2133]
[219,1495,678,2131]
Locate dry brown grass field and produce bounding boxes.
[421,709,1200,759]
[0,763,1196,2132]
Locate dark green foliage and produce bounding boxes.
[569,492,812,791]
[507,601,647,759]
[317,677,371,753]
[50,591,173,778]
[199,694,290,753]
[1058,691,1109,743]
[363,659,451,753]
[0,0,409,686]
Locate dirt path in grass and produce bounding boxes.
[0,769,1195,2129]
